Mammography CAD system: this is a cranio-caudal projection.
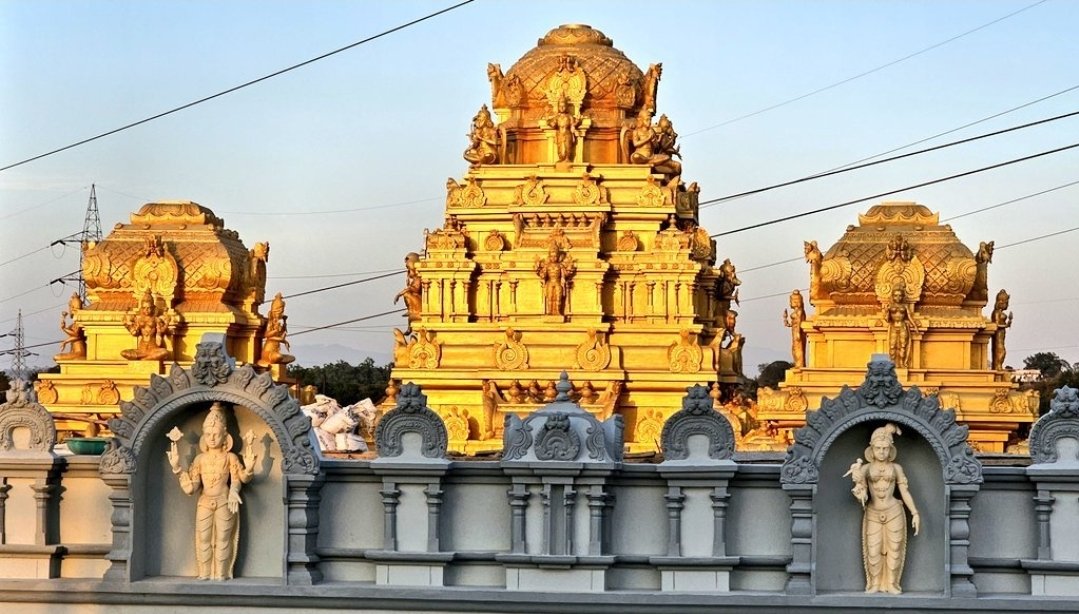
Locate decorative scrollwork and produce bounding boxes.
[494,328,529,370]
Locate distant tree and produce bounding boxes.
[1023,352,1070,379]
[287,358,392,406]
[756,360,794,390]
[0,371,8,394]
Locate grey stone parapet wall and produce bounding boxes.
[2,362,1078,609]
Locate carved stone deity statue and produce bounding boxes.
[628,110,682,176]
[121,289,175,361]
[804,240,823,300]
[542,98,581,164]
[257,292,295,367]
[535,243,575,316]
[166,402,257,581]
[990,288,1013,370]
[55,293,87,361]
[845,423,920,594]
[393,252,423,329]
[972,240,994,302]
[783,290,807,368]
[882,287,917,368]
[463,105,499,166]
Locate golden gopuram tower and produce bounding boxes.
[756,202,1037,452]
[388,24,744,453]
[35,202,294,435]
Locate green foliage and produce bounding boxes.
[286,358,392,407]
[1023,352,1071,379]
[756,360,794,390]
[1020,352,1079,415]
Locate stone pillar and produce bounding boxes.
[284,474,324,585]
[508,483,529,554]
[1034,489,1054,560]
[783,484,815,596]
[380,482,400,551]
[102,473,133,581]
[947,484,978,597]
[664,486,685,557]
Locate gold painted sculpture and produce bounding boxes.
[716,258,741,303]
[629,110,682,177]
[535,243,575,316]
[846,423,920,594]
[991,289,1013,370]
[55,293,87,361]
[883,287,917,369]
[542,98,581,163]
[258,292,295,367]
[121,289,175,361]
[463,105,499,166]
[394,252,423,328]
[783,290,807,368]
[803,240,823,301]
[166,403,257,581]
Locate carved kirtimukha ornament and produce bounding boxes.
[166,402,258,581]
[845,423,920,594]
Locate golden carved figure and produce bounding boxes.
[804,240,823,300]
[972,241,994,302]
[545,53,587,116]
[990,288,1013,370]
[628,111,681,176]
[394,252,423,328]
[641,62,662,114]
[783,290,807,368]
[121,289,174,361]
[463,105,499,166]
[56,293,87,361]
[536,243,575,316]
[246,242,269,305]
[883,287,917,368]
[166,403,258,581]
[845,423,920,594]
[715,258,741,303]
[258,292,295,367]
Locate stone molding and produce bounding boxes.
[0,382,56,457]
[374,383,448,460]
[660,384,735,461]
[101,337,318,476]
[780,356,982,486]
[1029,386,1079,464]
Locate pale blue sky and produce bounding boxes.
[2,0,1077,372]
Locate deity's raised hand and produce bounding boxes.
[228,490,243,514]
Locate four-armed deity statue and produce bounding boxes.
[846,423,920,594]
[166,402,258,581]
[121,289,176,361]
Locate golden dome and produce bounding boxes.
[817,202,980,308]
[129,201,224,228]
[499,24,646,123]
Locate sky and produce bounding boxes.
[1,0,1077,375]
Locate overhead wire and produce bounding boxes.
[288,309,405,338]
[280,271,400,300]
[0,186,89,221]
[0,0,477,173]
[222,197,440,216]
[681,0,1049,137]
[710,141,1079,238]
[698,109,1079,208]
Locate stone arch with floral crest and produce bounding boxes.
[779,355,982,598]
[98,335,323,585]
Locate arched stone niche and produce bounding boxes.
[99,335,322,584]
[780,355,982,597]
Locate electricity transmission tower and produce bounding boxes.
[50,184,104,302]
[0,311,34,382]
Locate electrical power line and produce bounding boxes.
[288,309,405,338]
[281,271,400,300]
[269,268,398,280]
[222,197,440,216]
[0,0,477,173]
[0,185,89,221]
[710,141,1079,238]
[682,0,1048,137]
[699,109,1079,208]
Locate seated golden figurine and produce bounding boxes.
[258,292,295,367]
[166,403,257,581]
[121,290,173,361]
[463,105,499,166]
[846,423,920,594]
[55,293,87,361]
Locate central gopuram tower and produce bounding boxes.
[389,24,743,453]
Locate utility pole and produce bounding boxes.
[0,310,35,383]
[50,183,104,301]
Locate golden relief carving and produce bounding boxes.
[858,202,938,226]
[573,173,607,205]
[483,230,507,252]
[540,98,583,164]
[990,288,1013,370]
[614,66,637,108]
[442,407,470,441]
[514,175,549,206]
[34,380,58,405]
[460,177,486,208]
[820,253,853,293]
[80,384,96,405]
[636,175,667,207]
[785,387,809,413]
[407,328,442,369]
[258,293,295,367]
[132,235,179,307]
[882,287,918,369]
[425,226,467,252]
[804,240,823,301]
[990,388,1015,413]
[874,235,925,306]
[617,231,639,252]
[536,242,575,316]
[943,251,977,294]
[576,329,612,371]
[544,53,587,117]
[783,290,807,368]
[494,328,529,370]
[635,409,664,446]
[668,329,702,373]
[463,105,500,166]
[445,178,463,208]
[97,380,120,405]
[393,252,422,325]
[129,201,224,227]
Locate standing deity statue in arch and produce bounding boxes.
[166,402,258,581]
[845,423,920,594]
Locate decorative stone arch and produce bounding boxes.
[779,355,982,597]
[660,384,735,461]
[0,382,56,457]
[375,383,448,460]
[99,335,322,585]
[1029,386,1079,464]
